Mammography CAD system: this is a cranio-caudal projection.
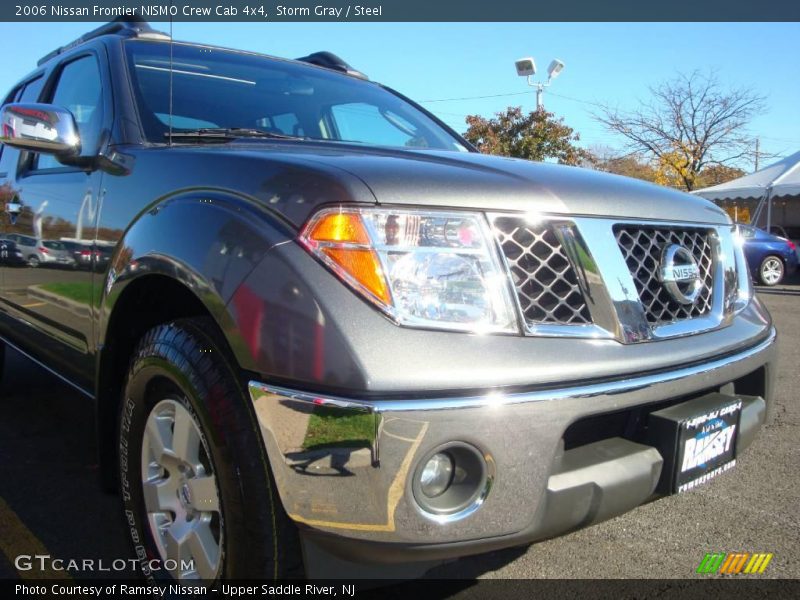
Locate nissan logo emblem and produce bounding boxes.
[658,244,702,305]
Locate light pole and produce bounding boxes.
[514,57,565,109]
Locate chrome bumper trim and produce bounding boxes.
[250,327,775,414]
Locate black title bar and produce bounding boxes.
[5,579,800,599]
[2,0,800,22]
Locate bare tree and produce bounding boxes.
[594,71,765,191]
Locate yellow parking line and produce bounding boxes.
[385,421,429,527]
[0,497,67,580]
[19,302,46,309]
[382,430,419,443]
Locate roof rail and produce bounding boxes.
[296,52,368,80]
[37,17,169,66]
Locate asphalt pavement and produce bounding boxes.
[0,275,798,582]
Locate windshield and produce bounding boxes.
[125,41,467,152]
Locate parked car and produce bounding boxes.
[93,243,113,272]
[737,224,798,286]
[0,18,778,582]
[41,240,77,268]
[61,239,107,270]
[4,233,73,268]
[0,239,25,265]
[4,233,36,264]
[60,239,92,268]
[768,225,800,261]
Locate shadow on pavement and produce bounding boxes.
[0,349,133,580]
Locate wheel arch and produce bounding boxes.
[93,190,294,490]
[95,274,223,490]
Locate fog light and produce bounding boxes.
[419,452,454,498]
[412,442,491,521]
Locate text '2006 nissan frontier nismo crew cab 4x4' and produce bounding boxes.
[0,18,776,581]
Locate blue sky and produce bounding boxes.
[1,22,797,170]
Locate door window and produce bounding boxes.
[36,56,103,170]
[0,85,23,166]
[739,226,756,239]
[0,76,44,175]
[20,76,45,103]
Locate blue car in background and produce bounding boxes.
[737,224,798,286]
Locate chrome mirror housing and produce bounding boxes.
[0,103,81,156]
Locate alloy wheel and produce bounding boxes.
[761,258,783,286]
[141,398,222,580]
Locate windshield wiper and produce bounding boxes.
[164,128,303,142]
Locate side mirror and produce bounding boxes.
[0,103,81,156]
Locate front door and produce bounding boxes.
[0,53,106,390]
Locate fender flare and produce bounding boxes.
[93,189,294,488]
[96,188,294,366]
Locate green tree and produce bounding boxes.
[696,164,746,188]
[464,106,589,165]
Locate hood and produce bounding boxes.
[183,142,731,225]
[301,145,729,224]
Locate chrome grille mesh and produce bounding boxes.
[492,217,591,326]
[614,225,714,324]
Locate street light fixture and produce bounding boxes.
[515,56,565,109]
[547,59,565,80]
[514,57,537,77]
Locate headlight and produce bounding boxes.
[299,206,518,333]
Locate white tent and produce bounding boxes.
[692,150,800,229]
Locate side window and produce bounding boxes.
[36,55,103,170]
[19,77,44,103]
[4,86,22,104]
[0,76,44,175]
[740,226,756,239]
[0,85,22,164]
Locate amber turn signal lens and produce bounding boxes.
[307,212,370,245]
[302,211,391,306]
[320,247,391,305]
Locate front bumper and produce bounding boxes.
[248,327,776,564]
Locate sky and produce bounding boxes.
[0,21,797,171]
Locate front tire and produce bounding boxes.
[759,255,784,286]
[118,318,303,581]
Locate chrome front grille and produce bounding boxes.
[487,213,734,343]
[492,216,591,326]
[614,225,715,324]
